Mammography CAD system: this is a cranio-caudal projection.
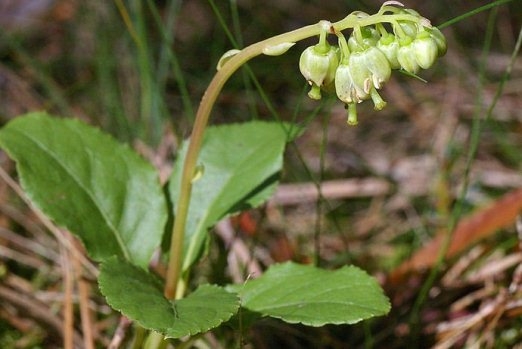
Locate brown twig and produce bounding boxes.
[73,237,96,349]
[215,219,262,283]
[0,166,99,277]
[108,317,133,349]
[270,178,391,205]
[60,236,75,349]
[0,284,83,347]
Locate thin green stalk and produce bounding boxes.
[146,0,195,122]
[163,12,419,300]
[131,325,147,349]
[229,0,260,121]
[132,0,160,143]
[208,0,260,120]
[114,0,140,45]
[408,6,499,344]
[94,13,131,139]
[485,24,522,120]
[148,0,180,86]
[363,320,374,349]
[314,111,331,267]
[287,92,333,214]
[438,0,514,29]
[143,331,168,349]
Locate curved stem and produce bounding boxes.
[163,11,424,300]
[163,23,320,300]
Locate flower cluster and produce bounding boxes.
[299,2,446,125]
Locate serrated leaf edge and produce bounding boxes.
[99,260,240,338]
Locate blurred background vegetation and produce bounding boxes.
[0,0,521,348]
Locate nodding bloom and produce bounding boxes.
[335,47,390,104]
[377,33,401,69]
[298,2,446,125]
[299,40,340,100]
[413,31,439,69]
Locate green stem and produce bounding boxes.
[353,25,364,46]
[144,331,167,349]
[375,22,389,37]
[316,25,329,53]
[337,34,350,62]
[163,11,424,300]
[346,103,358,126]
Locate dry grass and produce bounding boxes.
[0,0,521,348]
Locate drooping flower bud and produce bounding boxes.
[335,35,359,104]
[397,37,420,74]
[335,61,359,104]
[335,47,391,105]
[299,42,340,100]
[348,26,380,52]
[345,52,372,101]
[428,26,447,57]
[364,46,392,89]
[413,31,438,69]
[377,33,401,69]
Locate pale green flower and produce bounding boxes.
[299,43,340,100]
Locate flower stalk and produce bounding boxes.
[163,2,446,301]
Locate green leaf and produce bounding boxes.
[234,262,390,326]
[0,113,167,268]
[169,121,293,270]
[99,257,239,338]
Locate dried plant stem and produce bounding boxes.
[73,238,96,349]
[0,166,98,277]
[61,239,74,349]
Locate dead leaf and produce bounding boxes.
[390,188,522,284]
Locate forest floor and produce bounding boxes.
[0,0,521,348]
